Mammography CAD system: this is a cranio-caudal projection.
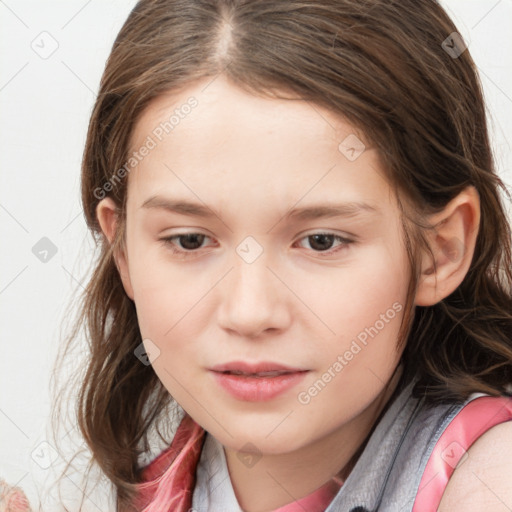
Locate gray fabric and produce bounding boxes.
[324,381,462,512]
[192,379,473,512]
[192,428,244,511]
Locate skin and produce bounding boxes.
[438,422,512,512]
[96,75,486,511]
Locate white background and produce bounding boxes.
[1,0,511,509]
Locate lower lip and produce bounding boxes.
[210,370,309,402]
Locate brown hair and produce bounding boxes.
[52,0,512,509]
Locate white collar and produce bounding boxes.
[192,432,244,511]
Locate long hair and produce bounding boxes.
[51,0,512,509]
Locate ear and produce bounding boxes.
[96,197,134,301]
[414,186,480,306]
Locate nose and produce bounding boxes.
[216,251,291,339]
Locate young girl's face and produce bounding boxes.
[110,75,411,454]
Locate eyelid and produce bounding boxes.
[299,228,357,240]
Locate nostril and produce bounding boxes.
[350,507,370,512]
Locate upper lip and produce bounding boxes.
[210,361,308,374]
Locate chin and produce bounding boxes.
[209,418,312,455]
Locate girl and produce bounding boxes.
[51,0,512,511]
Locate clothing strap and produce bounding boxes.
[133,413,205,511]
[412,395,512,511]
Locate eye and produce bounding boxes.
[159,233,214,257]
[294,232,354,255]
[159,231,354,258]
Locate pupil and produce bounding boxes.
[310,234,333,251]
[180,234,204,250]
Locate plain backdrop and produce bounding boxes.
[1,0,511,508]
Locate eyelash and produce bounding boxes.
[158,232,354,258]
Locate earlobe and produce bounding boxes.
[414,186,480,307]
[95,197,135,301]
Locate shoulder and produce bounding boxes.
[438,415,512,511]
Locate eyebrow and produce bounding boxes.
[140,195,379,221]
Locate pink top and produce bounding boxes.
[271,476,344,512]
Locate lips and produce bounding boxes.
[210,360,307,376]
[220,370,291,377]
[209,361,309,401]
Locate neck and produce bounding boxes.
[223,368,403,512]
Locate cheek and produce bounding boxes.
[306,245,408,384]
[133,277,206,345]
[303,245,408,338]
[295,254,407,425]
[126,238,205,334]
[130,261,209,402]
[127,252,219,396]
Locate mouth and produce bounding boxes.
[216,369,304,377]
[209,361,310,401]
[210,360,308,375]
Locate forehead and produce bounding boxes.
[130,75,367,149]
[126,75,393,215]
